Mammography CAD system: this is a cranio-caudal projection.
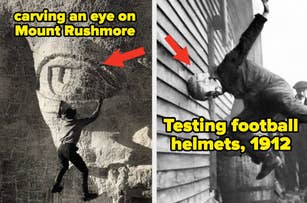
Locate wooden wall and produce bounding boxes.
[156,0,264,202]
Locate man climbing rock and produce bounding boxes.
[188,0,306,180]
[51,99,102,201]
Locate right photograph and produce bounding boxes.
[156,0,307,202]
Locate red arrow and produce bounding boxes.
[103,47,145,68]
[165,35,190,65]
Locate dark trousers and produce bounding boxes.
[54,143,89,194]
[227,107,277,164]
[226,128,270,164]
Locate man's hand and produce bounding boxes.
[262,0,269,18]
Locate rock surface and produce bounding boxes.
[0,1,152,202]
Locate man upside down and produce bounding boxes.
[188,0,306,179]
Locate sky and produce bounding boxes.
[253,0,307,87]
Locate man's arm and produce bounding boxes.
[224,0,269,66]
[79,98,103,125]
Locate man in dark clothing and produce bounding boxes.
[294,81,307,105]
[212,0,283,180]
[216,0,307,179]
[291,81,307,189]
[51,99,102,201]
[189,0,307,180]
[294,82,307,189]
[214,1,307,123]
[275,82,307,191]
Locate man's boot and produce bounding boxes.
[256,153,282,180]
[81,171,98,201]
[51,184,63,193]
[82,193,98,201]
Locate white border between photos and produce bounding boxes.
[152,0,157,202]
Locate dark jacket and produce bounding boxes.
[217,14,282,99]
[216,14,297,115]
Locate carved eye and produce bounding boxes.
[48,66,73,95]
[37,56,84,99]
[36,55,126,101]
[55,66,71,84]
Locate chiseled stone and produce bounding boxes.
[0,1,152,202]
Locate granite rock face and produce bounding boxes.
[0,1,152,202]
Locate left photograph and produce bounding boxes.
[0,1,152,203]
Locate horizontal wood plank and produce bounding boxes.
[157,133,210,154]
[157,178,210,203]
[158,152,210,171]
[158,166,210,190]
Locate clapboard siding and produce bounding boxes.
[156,0,244,202]
[158,61,230,119]
[157,133,210,154]
[158,167,210,189]
[178,189,211,203]
[157,80,210,117]
[158,179,210,203]
[158,153,210,171]
[157,5,209,70]
[157,46,230,119]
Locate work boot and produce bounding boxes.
[82,193,98,201]
[251,156,261,165]
[51,184,63,193]
[256,154,282,180]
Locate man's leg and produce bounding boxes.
[68,144,98,201]
[52,145,68,193]
[227,108,270,164]
[228,107,282,179]
[68,145,89,194]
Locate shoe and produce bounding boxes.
[82,193,98,201]
[51,185,63,193]
[251,156,261,165]
[256,155,282,180]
